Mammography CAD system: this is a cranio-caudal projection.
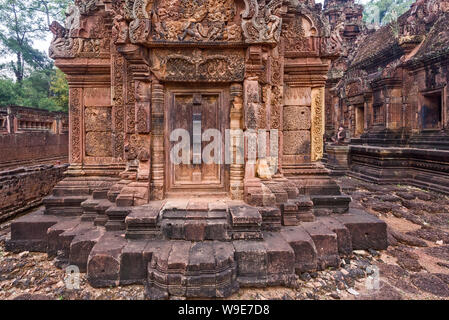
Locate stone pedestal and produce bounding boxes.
[325,144,350,176]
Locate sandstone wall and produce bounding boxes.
[0,164,69,222]
[0,106,68,170]
[0,132,68,169]
[0,106,69,220]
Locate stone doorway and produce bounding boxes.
[355,104,364,137]
[165,87,230,196]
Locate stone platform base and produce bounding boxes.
[6,203,387,299]
[349,145,449,195]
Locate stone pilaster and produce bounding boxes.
[150,82,165,200]
[311,87,325,162]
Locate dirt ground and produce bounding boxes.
[1,176,448,300]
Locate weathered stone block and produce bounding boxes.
[283,130,310,155]
[233,241,267,286]
[335,209,388,250]
[120,240,149,284]
[69,227,104,272]
[302,221,339,269]
[318,216,353,255]
[280,226,317,273]
[87,231,127,287]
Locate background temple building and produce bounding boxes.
[3,0,404,298]
[325,0,449,195]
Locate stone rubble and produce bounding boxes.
[1,177,448,300]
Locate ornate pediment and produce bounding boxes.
[126,0,284,45]
[128,0,243,44]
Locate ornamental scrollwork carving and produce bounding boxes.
[151,49,245,82]
[49,5,80,58]
[75,0,99,15]
[322,21,344,56]
[242,0,282,44]
[282,18,310,53]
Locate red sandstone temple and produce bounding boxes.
[6,0,389,298]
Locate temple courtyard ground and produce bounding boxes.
[0,176,448,300]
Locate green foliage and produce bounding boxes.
[363,0,414,26]
[0,0,70,82]
[0,78,19,105]
[0,0,70,111]
[0,67,68,111]
[50,68,69,111]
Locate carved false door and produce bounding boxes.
[167,89,228,194]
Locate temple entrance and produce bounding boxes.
[165,87,229,196]
[421,90,443,130]
[355,104,364,137]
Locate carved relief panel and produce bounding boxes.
[151,48,245,82]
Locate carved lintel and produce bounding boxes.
[151,49,245,82]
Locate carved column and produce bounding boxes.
[112,53,126,162]
[311,87,325,162]
[69,87,83,164]
[150,81,165,200]
[230,83,244,200]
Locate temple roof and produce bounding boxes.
[348,24,402,70]
[406,12,449,66]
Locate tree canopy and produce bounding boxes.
[363,0,415,26]
[0,0,70,111]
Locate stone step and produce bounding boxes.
[87,231,127,287]
[69,227,105,273]
[145,241,238,299]
[334,208,388,250]
[228,204,262,240]
[160,200,231,241]
[318,216,353,255]
[46,218,81,258]
[56,221,96,260]
[311,194,351,214]
[81,199,102,221]
[94,199,114,226]
[259,207,281,231]
[302,220,340,269]
[280,226,318,273]
[125,203,164,240]
[160,214,230,241]
[44,195,89,216]
[105,206,132,231]
[5,209,60,252]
